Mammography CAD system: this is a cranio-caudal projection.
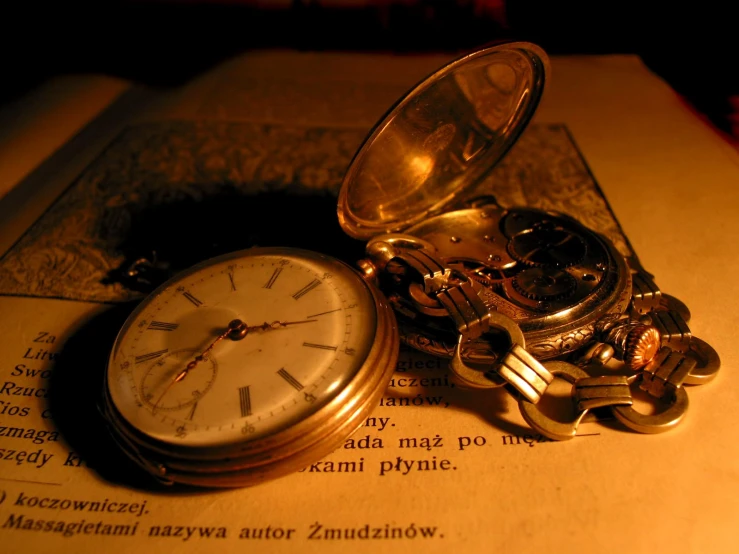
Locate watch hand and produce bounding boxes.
[151,318,316,412]
[152,319,248,411]
[247,319,317,332]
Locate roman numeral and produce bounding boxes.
[292,279,321,300]
[147,321,179,331]
[303,342,338,351]
[239,386,252,417]
[182,291,203,307]
[135,349,168,364]
[263,268,282,289]
[277,368,303,391]
[228,272,237,291]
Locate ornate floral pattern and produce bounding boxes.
[0,121,631,303]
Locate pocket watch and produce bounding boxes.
[103,42,720,486]
[335,41,718,435]
[103,248,398,487]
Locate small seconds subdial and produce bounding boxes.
[140,349,218,412]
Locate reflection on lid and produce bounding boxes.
[338,42,549,240]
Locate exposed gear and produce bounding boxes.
[512,267,577,300]
[508,228,586,267]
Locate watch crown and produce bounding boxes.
[623,325,662,370]
[601,320,662,370]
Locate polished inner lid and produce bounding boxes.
[338,42,549,240]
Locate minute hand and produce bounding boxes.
[249,319,317,332]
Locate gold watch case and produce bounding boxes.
[103,248,398,487]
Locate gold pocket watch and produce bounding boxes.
[103,42,719,487]
[103,248,398,487]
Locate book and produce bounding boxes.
[0,49,737,553]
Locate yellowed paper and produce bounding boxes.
[0,51,737,554]
[0,76,129,200]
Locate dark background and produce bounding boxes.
[2,1,737,141]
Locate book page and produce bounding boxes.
[0,75,129,201]
[1,50,738,553]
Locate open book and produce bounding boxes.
[1,49,737,553]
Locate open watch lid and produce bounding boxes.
[338,42,549,240]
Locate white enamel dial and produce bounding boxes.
[106,248,379,449]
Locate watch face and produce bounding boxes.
[106,248,378,449]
